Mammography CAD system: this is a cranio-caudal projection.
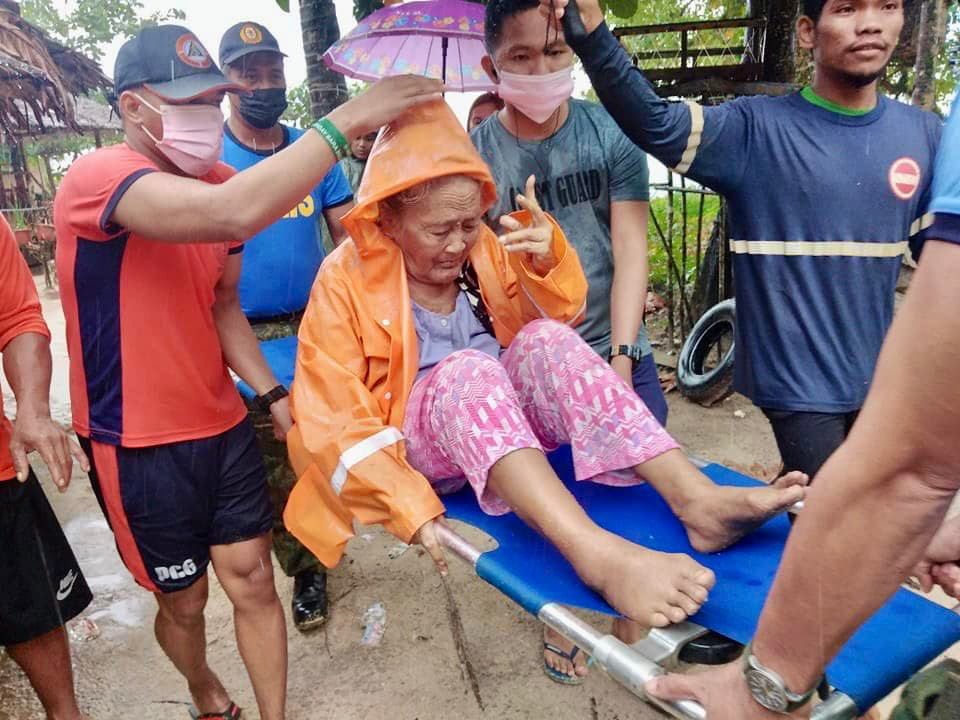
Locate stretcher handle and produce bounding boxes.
[435,523,707,719]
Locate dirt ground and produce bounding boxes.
[0,281,956,720]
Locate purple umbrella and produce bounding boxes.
[323,0,495,92]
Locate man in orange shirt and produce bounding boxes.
[0,214,92,719]
[54,23,440,720]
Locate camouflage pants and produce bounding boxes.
[248,316,324,579]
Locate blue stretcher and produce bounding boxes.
[245,337,960,719]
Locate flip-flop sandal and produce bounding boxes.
[188,701,242,720]
[543,641,594,686]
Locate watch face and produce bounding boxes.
[746,668,788,712]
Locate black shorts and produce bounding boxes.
[79,419,272,595]
[0,470,93,646]
[761,408,860,478]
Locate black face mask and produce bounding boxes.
[239,87,289,129]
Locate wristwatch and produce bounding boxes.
[743,643,820,714]
[252,384,289,411]
[609,344,644,363]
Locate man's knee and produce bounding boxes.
[157,585,208,627]
[217,545,279,609]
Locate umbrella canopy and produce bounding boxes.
[323,0,495,92]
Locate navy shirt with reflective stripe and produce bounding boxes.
[573,23,941,413]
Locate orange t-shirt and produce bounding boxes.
[0,216,51,480]
[54,144,246,447]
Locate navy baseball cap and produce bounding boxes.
[219,22,287,68]
[114,25,245,101]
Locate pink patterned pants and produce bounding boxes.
[402,319,680,515]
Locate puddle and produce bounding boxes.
[62,514,151,636]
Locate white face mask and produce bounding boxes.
[495,66,575,124]
[135,94,224,176]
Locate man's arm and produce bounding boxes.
[609,199,650,384]
[543,0,750,194]
[4,333,88,489]
[323,200,354,247]
[0,226,87,488]
[213,254,292,439]
[110,76,442,246]
[645,239,960,719]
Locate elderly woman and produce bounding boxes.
[285,101,806,679]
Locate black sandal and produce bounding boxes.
[188,701,242,720]
[543,641,593,685]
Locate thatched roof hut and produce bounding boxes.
[0,0,111,136]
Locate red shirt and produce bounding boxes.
[54,144,246,447]
[0,216,51,481]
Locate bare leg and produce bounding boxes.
[637,449,808,553]
[211,533,286,720]
[487,449,716,629]
[154,575,232,715]
[6,626,84,720]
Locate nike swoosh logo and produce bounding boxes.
[56,570,78,601]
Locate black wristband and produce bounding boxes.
[253,384,289,411]
[609,344,644,363]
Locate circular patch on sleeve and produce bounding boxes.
[889,157,921,200]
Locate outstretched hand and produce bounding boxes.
[538,0,605,38]
[645,662,811,720]
[10,412,89,491]
[498,175,557,276]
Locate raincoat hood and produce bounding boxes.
[341,99,498,255]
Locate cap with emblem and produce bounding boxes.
[114,25,245,101]
[219,21,287,68]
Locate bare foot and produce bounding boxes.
[931,563,960,599]
[681,471,808,553]
[543,626,591,680]
[575,532,716,628]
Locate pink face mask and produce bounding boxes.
[136,94,224,177]
[496,66,575,124]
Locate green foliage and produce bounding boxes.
[282,78,366,126]
[647,191,720,291]
[22,0,186,62]
[882,4,960,112]
[282,79,313,127]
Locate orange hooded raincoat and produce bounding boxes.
[284,100,588,567]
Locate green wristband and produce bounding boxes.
[312,117,350,160]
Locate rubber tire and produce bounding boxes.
[677,299,736,407]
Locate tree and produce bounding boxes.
[298,0,350,120]
[21,0,185,63]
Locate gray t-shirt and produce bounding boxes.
[471,98,652,359]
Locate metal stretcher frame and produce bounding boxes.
[240,339,958,717]
[438,450,960,720]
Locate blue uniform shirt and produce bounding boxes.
[573,23,942,413]
[924,94,960,246]
[221,123,353,320]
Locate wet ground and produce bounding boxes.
[1,279,957,719]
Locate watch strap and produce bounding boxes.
[253,384,289,411]
[609,344,644,363]
[743,642,820,712]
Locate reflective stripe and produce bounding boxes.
[728,239,907,258]
[673,101,704,175]
[331,427,404,495]
[909,213,935,236]
[520,285,586,327]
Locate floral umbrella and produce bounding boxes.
[323,0,494,92]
